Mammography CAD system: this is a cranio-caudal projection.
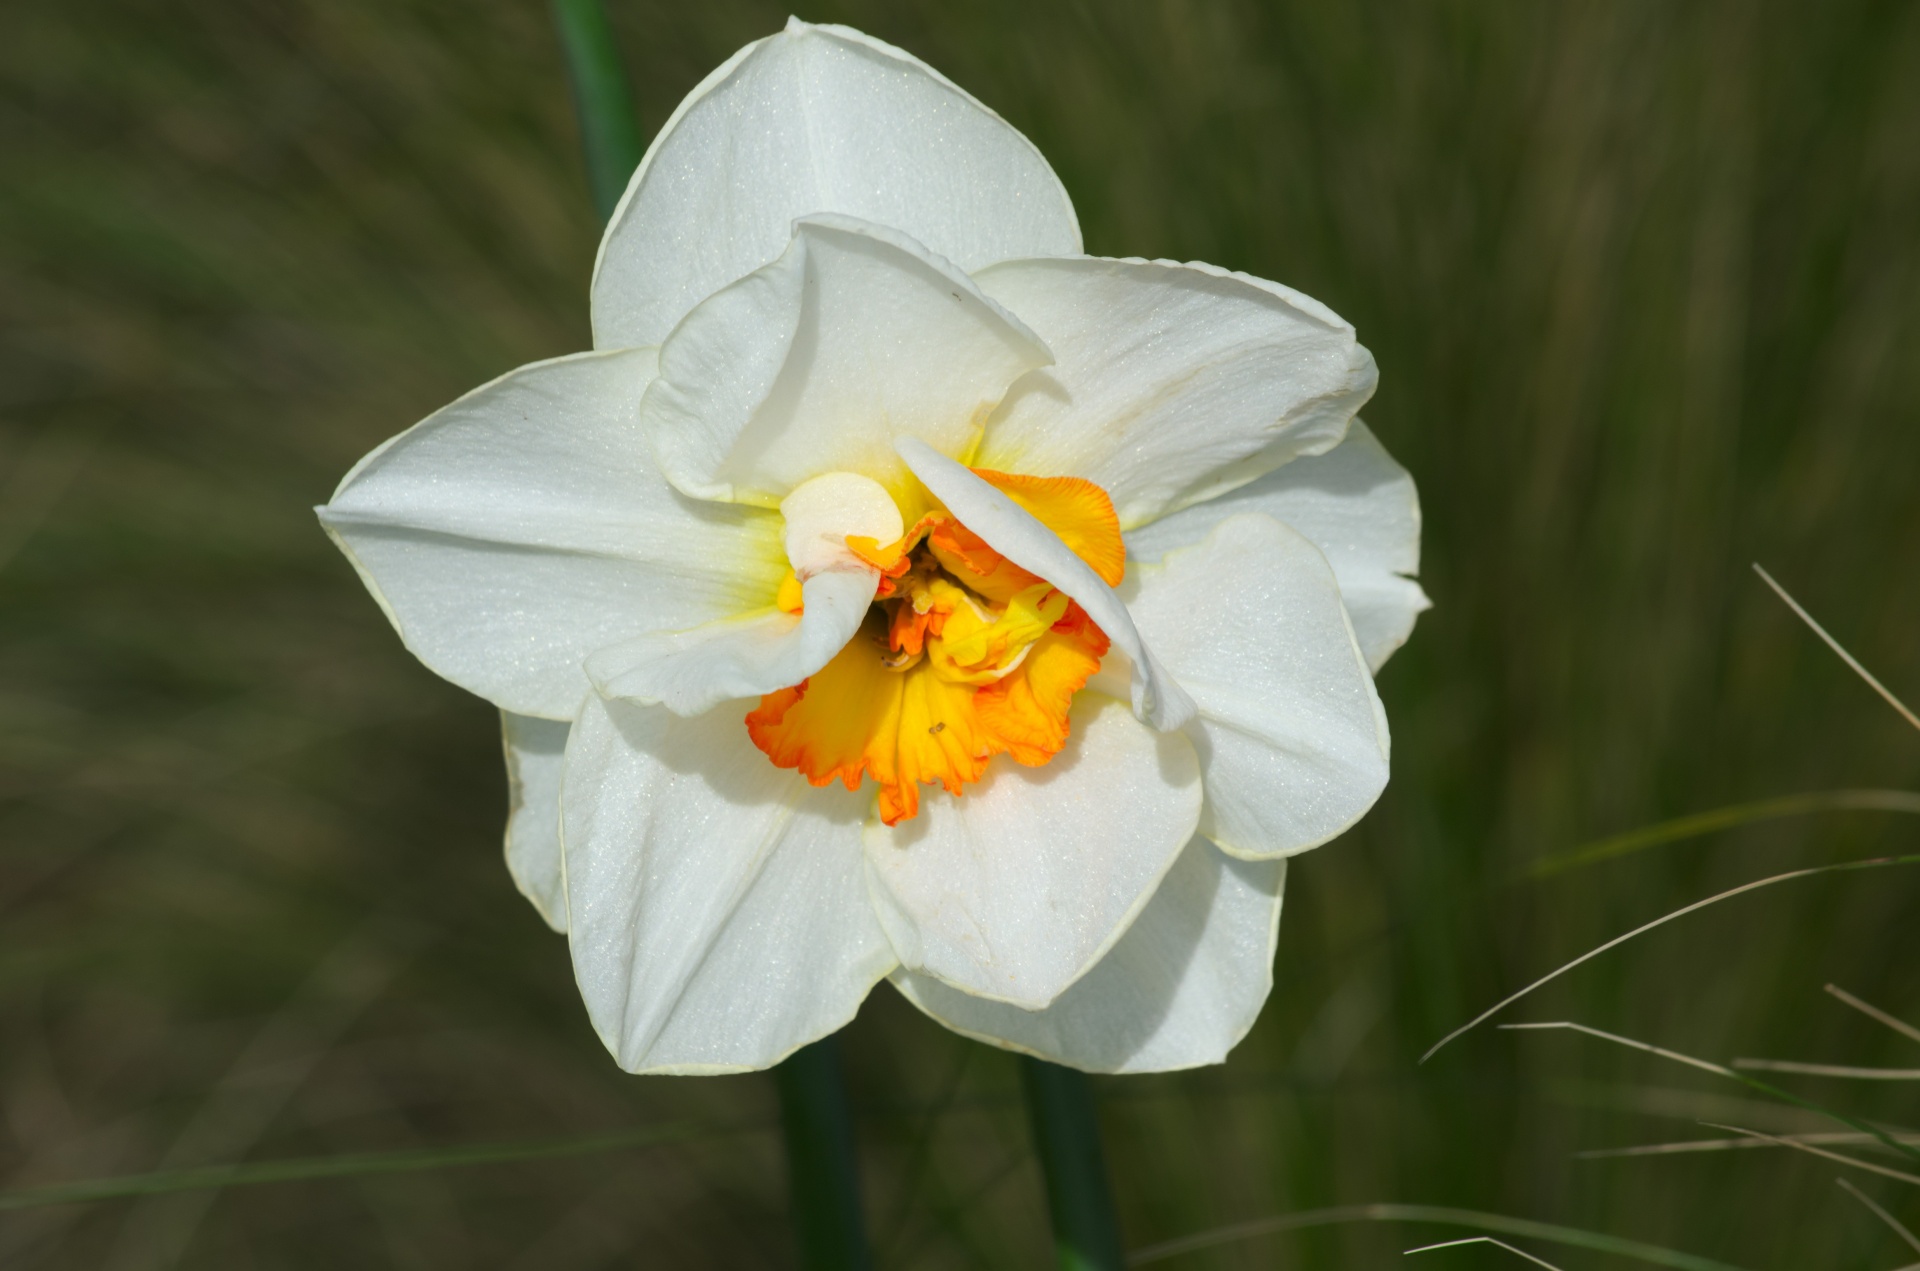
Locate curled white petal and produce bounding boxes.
[893,837,1284,1073]
[895,436,1196,731]
[585,471,898,716]
[592,18,1081,350]
[1126,421,1429,671]
[973,255,1377,527]
[642,214,1051,507]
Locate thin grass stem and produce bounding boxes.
[1731,1059,1920,1079]
[1837,1178,1920,1255]
[1753,564,1920,732]
[1126,1203,1746,1270]
[1577,1132,1920,1160]
[1502,1021,1920,1163]
[1422,855,1920,1063]
[1405,1236,1567,1268]
[1828,985,1920,1048]
[1702,1124,1920,1187]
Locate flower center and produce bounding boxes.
[746,469,1126,824]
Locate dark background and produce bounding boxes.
[3,0,1918,1266]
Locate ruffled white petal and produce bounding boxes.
[643,215,1051,507]
[1125,421,1429,671]
[563,694,896,1074]
[318,349,783,720]
[583,471,899,715]
[501,711,569,933]
[897,437,1196,731]
[863,695,1201,1008]
[592,19,1081,350]
[1120,514,1390,860]
[972,256,1377,528]
[893,837,1284,1073]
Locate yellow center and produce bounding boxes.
[747,468,1126,824]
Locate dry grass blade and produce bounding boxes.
[1528,790,1920,878]
[1502,1022,1735,1078]
[1731,1059,1920,1080]
[1837,1178,1920,1255]
[1123,1203,1746,1269]
[1502,1021,1920,1163]
[1578,1132,1920,1161]
[1828,985,1920,1048]
[1753,564,1920,733]
[1405,1235,1567,1268]
[1701,1124,1920,1187]
[1421,855,1920,1063]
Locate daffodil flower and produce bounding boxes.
[319,20,1427,1075]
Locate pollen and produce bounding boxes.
[746,469,1122,824]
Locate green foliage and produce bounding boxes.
[1,0,1917,1266]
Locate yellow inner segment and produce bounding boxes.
[747,468,1124,824]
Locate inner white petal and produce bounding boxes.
[894,437,1196,731]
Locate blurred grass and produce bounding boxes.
[2,0,1918,1267]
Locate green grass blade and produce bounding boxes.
[1529,789,1920,878]
[0,1120,756,1213]
[1126,1203,1748,1269]
[551,0,644,223]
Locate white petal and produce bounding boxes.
[501,711,569,933]
[585,569,873,716]
[592,19,1081,350]
[1126,421,1430,671]
[896,437,1195,731]
[643,215,1051,506]
[893,837,1284,1073]
[972,256,1377,527]
[318,349,783,719]
[1121,514,1390,859]
[863,695,1201,1009]
[583,471,900,715]
[563,694,896,1074]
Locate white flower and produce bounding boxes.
[318,19,1429,1075]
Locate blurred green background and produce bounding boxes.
[4,0,1918,1266]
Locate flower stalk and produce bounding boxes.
[550,12,874,1267]
[774,1036,874,1271]
[1022,1056,1125,1271]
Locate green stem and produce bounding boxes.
[1022,1056,1124,1271]
[774,1036,874,1271]
[550,0,644,224]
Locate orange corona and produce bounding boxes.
[747,468,1125,824]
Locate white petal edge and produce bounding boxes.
[972,255,1378,528]
[562,693,896,1074]
[893,838,1284,1073]
[897,436,1196,731]
[592,18,1081,350]
[642,214,1051,507]
[583,471,898,716]
[863,694,1202,1009]
[1125,421,1430,672]
[1114,513,1390,860]
[318,348,783,719]
[501,710,569,933]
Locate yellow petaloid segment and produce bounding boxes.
[971,468,1127,586]
[750,471,1122,824]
